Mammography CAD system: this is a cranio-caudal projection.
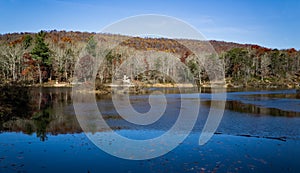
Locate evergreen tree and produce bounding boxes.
[23,35,32,49]
[31,31,52,84]
[86,36,97,57]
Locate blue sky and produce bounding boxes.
[0,0,299,49]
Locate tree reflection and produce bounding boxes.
[0,87,77,141]
[31,89,53,141]
[0,84,32,121]
[32,109,51,141]
[203,100,300,117]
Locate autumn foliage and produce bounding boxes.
[0,30,299,87]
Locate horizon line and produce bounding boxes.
[0,29,298,51]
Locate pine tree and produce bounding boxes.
[31,31,52,84]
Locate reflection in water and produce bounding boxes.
[32,109,51,141]
[1,87,300,141]
[203,100,300,117]
[0,85,32,121]
[0,88,300,172]
[0,87,80,141]
[244,92,300,99]
[1,87,129,141]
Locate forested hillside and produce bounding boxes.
[0,30,299,88]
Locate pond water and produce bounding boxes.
[0,87,299,173]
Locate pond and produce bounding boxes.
[0,87,299,172]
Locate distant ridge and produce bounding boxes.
[0,30,296,54]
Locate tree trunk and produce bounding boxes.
[38,64,42,84]
[198,70,201,86]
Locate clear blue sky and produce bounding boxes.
[0,0,299,49]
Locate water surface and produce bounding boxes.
[0,87,299,172]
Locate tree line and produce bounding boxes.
[0,30,299,87]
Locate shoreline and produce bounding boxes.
[1,81,299,90]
